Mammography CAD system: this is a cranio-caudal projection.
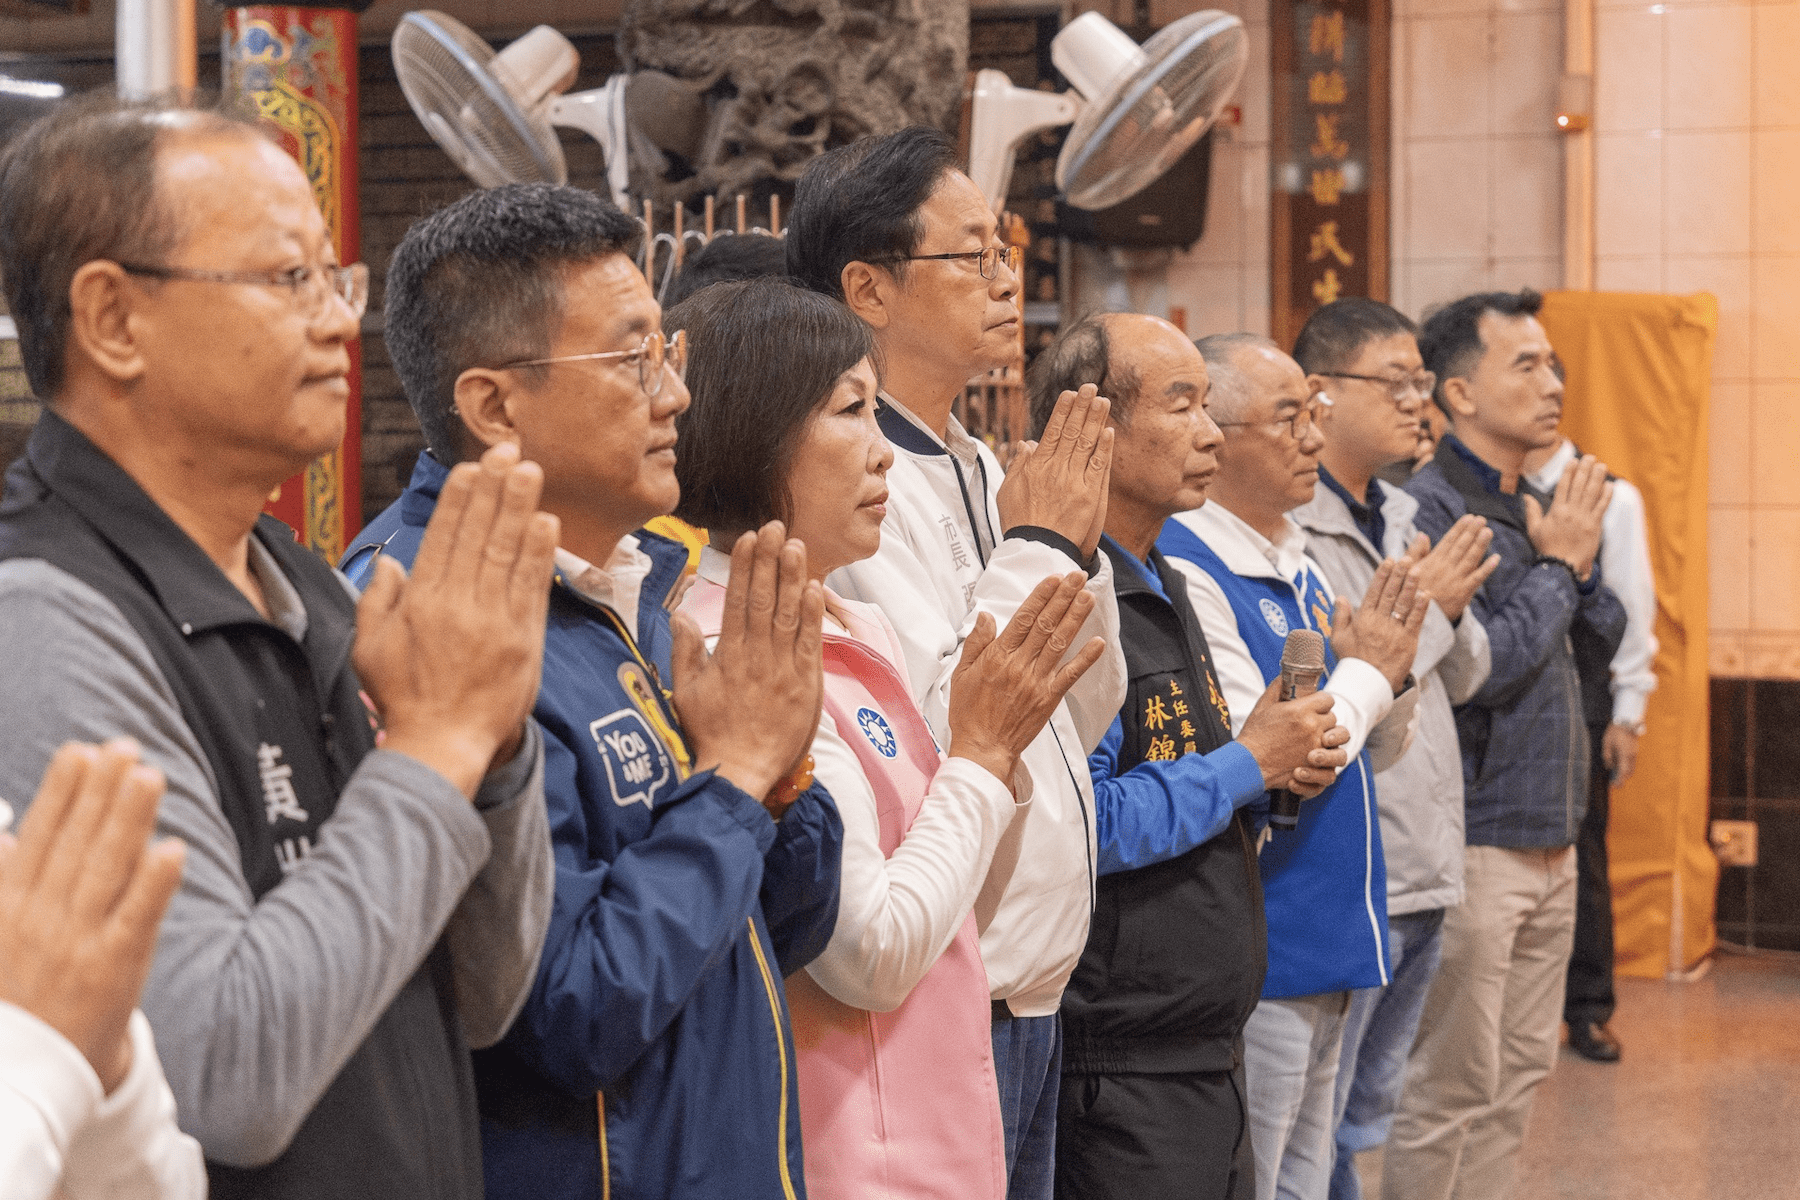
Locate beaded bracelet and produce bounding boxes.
[767,754,816,812]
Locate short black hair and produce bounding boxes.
[1292,296,1418,376]
[786,126,961,300]
[1025,314,1142,437]
[0,91,264,399]
[1418,289,1543,415]
[383,182,640,461]
[663,234,787,307]
[667,276,877,533]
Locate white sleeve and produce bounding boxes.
[0,1005,205,1200]
[1601,480,1659,727]
[831,496,1126,756]
[1168,556,1393,759]
[803,712,1022,1013]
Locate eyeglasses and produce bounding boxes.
[873,244,1023,280]
[119,261,368,324]
[1323,370,1436,404]
[495,328,689,397]
[1215,394,1332,442]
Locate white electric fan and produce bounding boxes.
[967,10,1249,212]
[391,11,631,209]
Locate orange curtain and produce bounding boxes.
[1539,290,1717,976]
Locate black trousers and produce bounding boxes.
[1564,721,1618,1026]
[1055,1065,1255,1200]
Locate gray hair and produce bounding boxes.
[1194,332,1280,424]
[0,91,266,400]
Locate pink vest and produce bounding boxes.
[683,576,1007,1200]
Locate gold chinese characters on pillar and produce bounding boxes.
[1271,0,1390,347]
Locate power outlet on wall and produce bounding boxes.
[1710,819,1759,868]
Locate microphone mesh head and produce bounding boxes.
[1279,628,1326,673]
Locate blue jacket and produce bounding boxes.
[346,453,844,1200]
[1157,517,1390,1000]
[1404,437,1627,848]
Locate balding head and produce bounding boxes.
[1195,333,1325,537]
[1194,332,1281,425]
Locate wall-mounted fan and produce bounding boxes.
[967,9,1249,212]
[391,12,630,208]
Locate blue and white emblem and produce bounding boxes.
[856,707,899,758]
[589,709,672,809]
[1259,597,1290,637]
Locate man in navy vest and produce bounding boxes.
[1031,313,1356,1200]
[0,96,556,1199]
[1157,333,1426,1200]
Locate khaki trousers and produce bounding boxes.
[1381,845,1576,1200]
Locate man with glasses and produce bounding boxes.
[349,182,842,1200]
[786,127,1126,1200]
[1383,291,1624,1200]
[0,96,558,1200]
[1287,298,1498,1199]
[1156,333,1425,1200]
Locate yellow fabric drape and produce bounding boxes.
[1539,290,1717,976]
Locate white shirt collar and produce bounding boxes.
[1524,437,1577,494]
[1172,500,1312,584]
[555,534,649,623]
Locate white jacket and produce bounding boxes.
[827,397,1127,1017]
[0,1003,205,1200]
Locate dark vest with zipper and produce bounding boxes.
[0,411,482,1200]
[1059,543,1267,1077]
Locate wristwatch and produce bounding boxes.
[1611,718,1647,737]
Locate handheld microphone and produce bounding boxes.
[1270,629,1327,831]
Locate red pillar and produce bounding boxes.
[223,6,365,560]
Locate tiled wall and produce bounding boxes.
[1388,0,1566,317]
[1161,0,1276,338]
[1593,0,1800,678]
[1166,0,1570,340]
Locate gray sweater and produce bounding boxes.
[0,553,554,1168]
[1293,479,1491,914]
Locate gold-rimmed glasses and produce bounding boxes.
[495,328,689,397]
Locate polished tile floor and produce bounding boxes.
[1355,952,1800,1199]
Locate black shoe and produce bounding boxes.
[1567,1020,1622,1062]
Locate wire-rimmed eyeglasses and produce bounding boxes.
[1214,393,1333,442]
[118,261,368,324]
[1323,370,1437,405]
[874,244,1023,280]
[494,328,689,397]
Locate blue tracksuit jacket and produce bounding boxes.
[346,452,844,1200]
[1157,517,1391,1000]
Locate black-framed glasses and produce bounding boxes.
[495,328,688,397]
[118,261,368,323]
[873,244,1022,280]
[1215,394,1332,441]
[1323,370,1436,404]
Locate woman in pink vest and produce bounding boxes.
[665,278,1104,1199]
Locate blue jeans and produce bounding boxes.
[993,1008,1061,1200]
[1327,908,1446,1200]
[1243,992,1352,1200]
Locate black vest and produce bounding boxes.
[0,412,481,1200]
[1059,543,1267,1076]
